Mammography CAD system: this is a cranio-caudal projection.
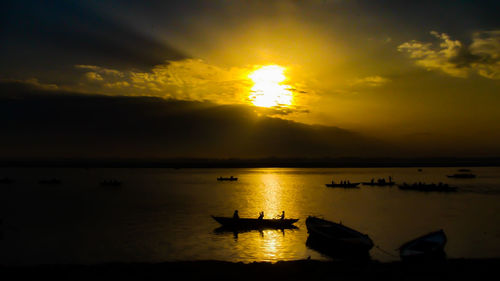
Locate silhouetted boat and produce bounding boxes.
[398,183,457,192]
[306,235,371,260]
[362,178,395,186]
[447,173,476,178]
[399,230,447,261]
[100,180,122,186]
[325,181,360,188]
[217,176,238,181]
[38,178,61,184]
[0,177,13,184]
[211,216,298,229]
[305,216,374,252]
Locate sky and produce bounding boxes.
[1,0,500,158]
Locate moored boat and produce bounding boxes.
[447,173,476,178]
[399,230,447,261]
[211,216,298,229]
[305,216,373,253]
[217,176,238,181]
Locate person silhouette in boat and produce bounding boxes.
[233,210,239,219]
[279,211,285,220]
[258,211,264,220]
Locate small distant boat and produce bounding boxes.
[399,230,447,261]
[38,178,61,185]
[398,183,457,192]
[100,180,122,187]
[325,181,360,188]
[362,177,395,186]
[0,177,13,184]
[417,169,423,172]
[447,173,476,179]
[211,216,298,229]
[305,216,374,252]
[217,176,238,181]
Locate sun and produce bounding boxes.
[248,65,293,108]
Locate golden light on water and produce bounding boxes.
[248,65,293,108]
[250,172,297,261]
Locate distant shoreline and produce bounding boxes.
[1,258,499,280]
[1,157,500,168]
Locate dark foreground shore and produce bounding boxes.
[1,259,499,281]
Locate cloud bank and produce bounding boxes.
[0,81,388,159]
[398,30,500,79]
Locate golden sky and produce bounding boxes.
[2,0,500,157]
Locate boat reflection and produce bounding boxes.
[213,226,298,240]
[306,235,371,261]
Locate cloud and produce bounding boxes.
[350,76,390,87]
[72,59,313,115]
[398,30,500,79]
[75,65,124,77]
[85,72,103,81]
[0,78,58,91]
[469,30,500,79]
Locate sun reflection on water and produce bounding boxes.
[259,230,284,260]
[237,172,301,261]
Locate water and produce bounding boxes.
[1,167,500,265]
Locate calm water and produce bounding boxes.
[1,167,500,265]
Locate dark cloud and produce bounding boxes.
[0,82,388,158]
[0,0,186,80]
[2,0,498,81]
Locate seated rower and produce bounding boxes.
[233,210,239,219]
[258,211,264,220]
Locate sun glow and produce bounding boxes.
[248,65,293,108]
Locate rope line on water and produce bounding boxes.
[374,245,399,258]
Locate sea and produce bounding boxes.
[1,167,499,265]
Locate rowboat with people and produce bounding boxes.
[325,180,360,188]
[217,176,238,181]
[212,210,298,229]
[398,182,457,192]
[362,177,395,186]
[211,216,298,229]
